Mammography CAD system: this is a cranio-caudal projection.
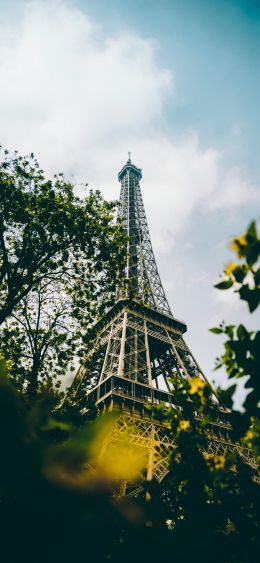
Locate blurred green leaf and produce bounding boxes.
[214,279,233,290]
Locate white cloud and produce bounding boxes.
[209,168,259,210]
[0,0,171,164]
[0,0,259,254]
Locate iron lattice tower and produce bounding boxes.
[117,157,172,316]
[72,156,257,494]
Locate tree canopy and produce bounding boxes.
[0,147,125,396]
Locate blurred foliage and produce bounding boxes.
[155,373,259,563]
[1,354,259,563]
[214,220,260,312]
[0,368,171,563]
[211,220,260,452]
[144,219,260,560]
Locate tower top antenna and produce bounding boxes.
[128,151,131,162]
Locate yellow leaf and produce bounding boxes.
[44,414,147,491]
[203,452,212,461]
[224,262,237,276]
[97,440,147,481]
[230,234,247,254]
[203,452,225,470]
[236,234,247,246]
[178,420,190,431]
[243,429,255,448]
[89,415,147,482]
[214,455,225,469]
[189,376,205,395]
[245,430,254,441]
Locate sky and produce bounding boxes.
[0,0,259,402]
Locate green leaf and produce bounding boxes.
[239,285,260,312]
[214,279,233,290]
[237,324,248,341]
[246,220,257,240]
[254,267,260,286]
[218,384,236,409]
[225,325,235,338]
[233,266,247,283]
[246,240,260,267]
[209,327,223,334]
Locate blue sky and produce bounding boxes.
[0,0,259,401]
[80,0,260,162]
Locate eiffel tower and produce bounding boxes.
[71,155,258,494]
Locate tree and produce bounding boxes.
[0,147,125,327]
[0,147,126,396]
[0,279,79,396]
